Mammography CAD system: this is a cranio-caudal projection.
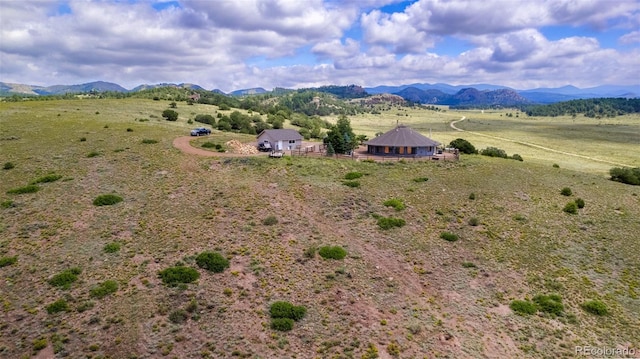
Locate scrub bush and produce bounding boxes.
[159,266,200,286]
[318,246,347,260]
[195,251,229,273]
[93,194,123,206]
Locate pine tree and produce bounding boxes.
[326,142,335,156]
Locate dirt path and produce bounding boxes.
[173,136,263,157]
[449,116,631,167]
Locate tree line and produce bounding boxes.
[523,98,640,118]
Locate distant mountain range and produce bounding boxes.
[392,87,530,107]
[1,80,638,107]
[366,83,639,104]
[0,81,211,96]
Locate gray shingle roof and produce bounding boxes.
[364,125,440,147]
[257,129,303,141]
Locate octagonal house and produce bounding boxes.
[364,125,440,157]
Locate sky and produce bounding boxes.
[1,0,639,92]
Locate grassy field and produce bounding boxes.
[0,98,639,358]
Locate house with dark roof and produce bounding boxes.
[256,129,303,151]
[364,125,440,157]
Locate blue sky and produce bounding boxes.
[1,0,639,92]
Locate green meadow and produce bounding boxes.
[0,98,638,358]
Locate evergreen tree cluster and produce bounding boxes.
[524,98,640,118]
[324,115,358,155]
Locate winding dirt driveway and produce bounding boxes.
[449,116,631,167]
[173,136,263,157]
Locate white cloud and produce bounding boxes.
[312,38,361,58]
[0,0,638,91]
[182,0,356,40]
[620,31,640,44]
[361,9,436,53]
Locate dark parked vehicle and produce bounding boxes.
[190,127,211,136]
[258,142,272,152]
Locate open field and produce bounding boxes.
[1,99,639,358]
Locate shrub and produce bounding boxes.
[609,167,640,186]
[0,256,17,267]
[342,180,360,188]
[262,215,278,226]
[480,147,508,158]
[46,299,69,314]
[553,163,560,168]
[387,341,400,356]
[141,139,158,144]
[195,251,229,273]
[90,280,118,299]
[303,245,317,259]
[169,309,189,324]
[510,300,537,315]
[468,217,479,226]
[77,301,95,313]
[162,109,178,121]
[383,198,405,211]
[560,187,572,196]
[318,246,347,260]
[440,232,459,242]
[33,338,47,351]
[468,192,476,200]
[344,172,363,180]
[201,141,216,148]
[581,300,608,316]
[269,301,307,321]
[412,177,429,182]
[270,317,294,331]
[533,294,564,315]
[563,201,578,214]
[462,262,477,268]
[376,217,406,230]
[31,174,62,184]
[575,198,585,208]
[126,128,133,132]
[3,162,15,170]
[1,200,14,208]
[511,154,523,161]
[186,298,198,313]
[159,266,200,286]
[86,151,101,158]
[362,343,379,359]
[93,194,123,206]
[80,137,87,142]
[449,138,477,154]
[103,242,121,253]
[194,114,216,125]
[7,185,40,194]
[48,267,82,289]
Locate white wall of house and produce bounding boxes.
[257,131,302,151]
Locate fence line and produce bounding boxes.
[289,148,459,162]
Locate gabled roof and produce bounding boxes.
[364,125,440,147]
[257,129,303,141]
